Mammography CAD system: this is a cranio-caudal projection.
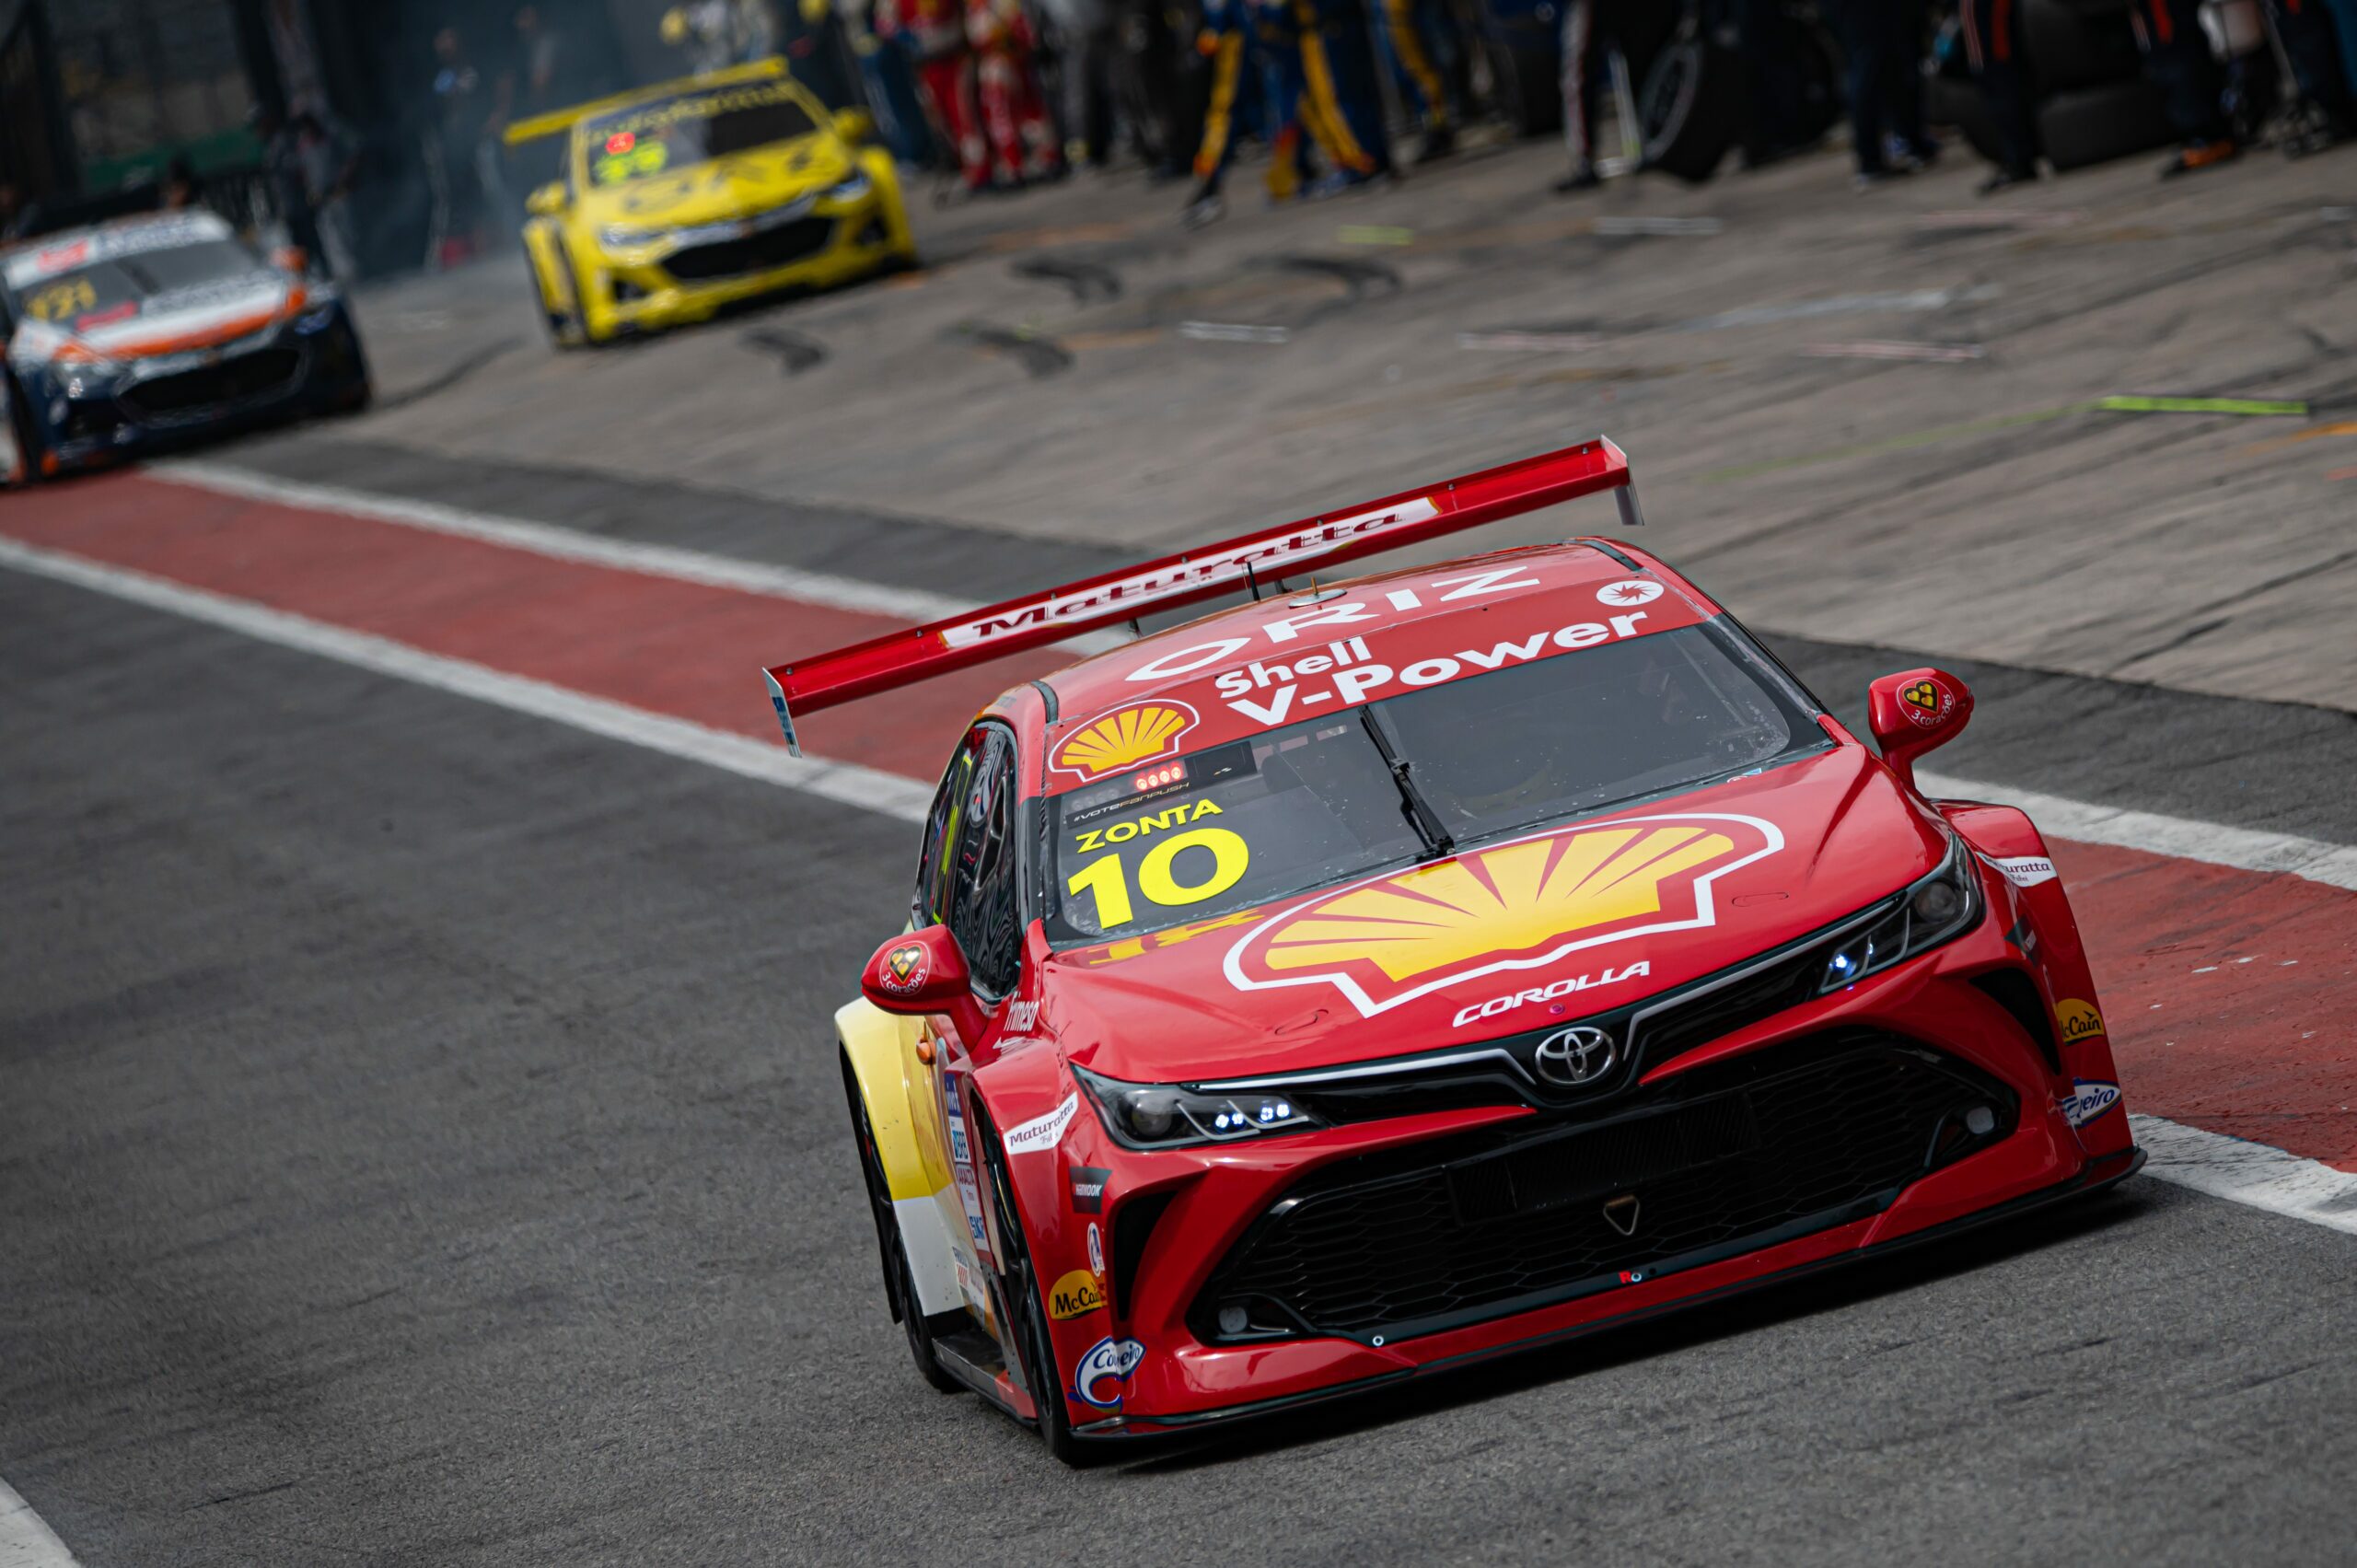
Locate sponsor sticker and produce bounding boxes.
[1073,1336,1146,1409]
[954,1256,990,1315]
[1989,854,2058,889]
[1225,813,1782,1017]
[1049,1269,1107,1320]
[1596,579,1663,608]
[2055,998,2106,1044]
[1070,1166,1110,1214]
[1452,960,1652,1029]
[1086,1221,1105,1275]
[1049,702,1200,782]
[2059,1078,2121,1128]
[1004,1092,1079,1156]
[1004,999,1040,1032]
[879,941,930,996]
[1899,677,1954,729]
[937,499,1441,651]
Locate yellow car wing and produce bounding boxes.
[502,55,790,147]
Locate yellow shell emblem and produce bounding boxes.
[1228,815,1780,1015]
[1050,701,1199,782]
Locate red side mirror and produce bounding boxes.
[861,925,985,1040]
[1866,668,1973,793]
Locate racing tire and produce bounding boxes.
[2036,79,2175,170]
[1483,32,1562,138]
[1639,31,1740,183]
[973,1104,1100,1467]
[841,1054,962,1394]
[1,367,42,487]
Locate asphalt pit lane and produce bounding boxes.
[951,323,1074,377]
[1012,257,1122,303]
[743,328,829,376]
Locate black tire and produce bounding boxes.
[1639,32,1740,183]
[1,368,42,486]
[1924,72,2005,165]
[842,1054,962,1394]
[2036,78,2176,170]
[1488,32,1561,138]
[2021,0,2129,95]
[972,1103,1097,1466]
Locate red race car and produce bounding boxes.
[770,439,2140,1461]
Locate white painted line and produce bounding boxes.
[1918,769,2357,893]
[1177,321,1291,343]
[147,459,1127,656]
[0,537,933,825]
[6,541,2356,1237]
[0,1478,81,1568]
[1456,331,1605,354]
[2131,1114,2357,1236]
[1800,341,1986,363]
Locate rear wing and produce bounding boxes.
[760,436,1643,755]
[502,56,789,146]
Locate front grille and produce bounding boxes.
[662,216,836,281]
[1194,1034,2014,1344]
[119,345,303,421]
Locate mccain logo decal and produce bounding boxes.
[1224,813,1782,1016]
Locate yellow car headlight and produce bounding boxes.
[598,225,665,250]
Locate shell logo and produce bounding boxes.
[1049,701,1200,782]
[1225,813,1782,1016]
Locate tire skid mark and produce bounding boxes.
[742,327,830,376]
[949,322,1074,377]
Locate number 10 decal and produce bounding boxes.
[1064,828,1249,929]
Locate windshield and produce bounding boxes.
[584,81,819,185]
[1045,621,1823,946]
[6,239,268,330]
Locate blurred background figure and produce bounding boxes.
[160,156,205,211]
[254,104,361,278]
[2266,0,2357,148]
[1556,0,1640,192]
[969,0,1065,184]
[1308,0,1396,187]
[1958,0,2040,192]
[661,0,775,70]
[1378,0,1458,162]
[0,181,29,242]
[1833,0,1936,187]
[2131,0,2237,172]
[1039,0,1120,167]
[425,26,488,267]
[883,0,991,189]
[1181,0,1271,224]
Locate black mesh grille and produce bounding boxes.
[1195,1035,2013,1343]
[119,345,303,420]
[662,216,836,281]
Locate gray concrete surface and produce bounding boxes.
[323,135,2357,714]
[5,572,2356,1568]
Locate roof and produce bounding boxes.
[1036,540,1716,792]
[2,210,233,290]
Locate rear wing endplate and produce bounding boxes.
[761,436,1643,755]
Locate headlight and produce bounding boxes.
[825,170,872,203]
[1074,1064,1322,1150]
[599,225,664,250]
[1818,833,1981,993]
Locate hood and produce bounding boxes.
[12,273,299,367]
[1042,744,1945,1083]
[577,135,853,229]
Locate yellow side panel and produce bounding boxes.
[836,995,935,1202]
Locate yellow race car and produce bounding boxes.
[506,59,915,347]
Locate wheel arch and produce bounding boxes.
[837,996,963,1316]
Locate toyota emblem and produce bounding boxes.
[1533,1025,1617,1087]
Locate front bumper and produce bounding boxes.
[1041,892,2135,1434]
[580,183,906,336]
[23,310,368,474]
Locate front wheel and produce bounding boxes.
[974,1105,1095,1465]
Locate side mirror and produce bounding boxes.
[862,925,986,1040]
[832,109,876,145]
[271,245,309,276]
[1866,668,1973,793]
[526,181,567,217]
